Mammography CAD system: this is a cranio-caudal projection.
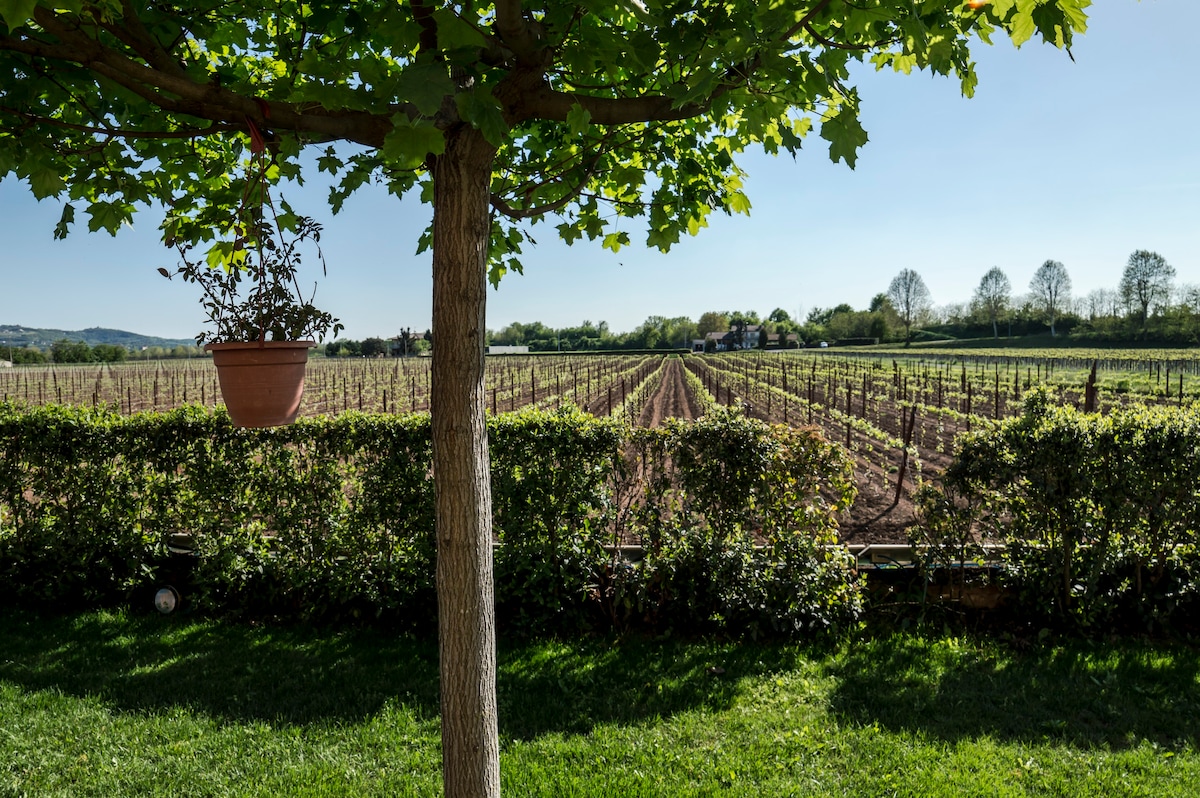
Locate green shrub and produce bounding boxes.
[0,401,860,638]
[914,388,1200,631]
[622,407,860,636]
[490,407,623,635]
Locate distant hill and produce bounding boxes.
[0,324,194,351]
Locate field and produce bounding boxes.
[4,348,1199,543]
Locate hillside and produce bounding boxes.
[0,325,193,351]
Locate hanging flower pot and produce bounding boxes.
[205,340,316,427]
[160,144,342,428]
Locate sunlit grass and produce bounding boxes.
[2,610,1199,796]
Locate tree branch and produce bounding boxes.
[493,0,541,64]
[1,7,401,148]
[490,153,601,220]
[0,106,235,140]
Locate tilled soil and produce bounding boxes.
[638,357,703,428]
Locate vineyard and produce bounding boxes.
[4,348,1197,544]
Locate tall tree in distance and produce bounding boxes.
[0,1,1090,794]
[1030,260,1072,337]
[973,267,1011,339]
[887,268,932,346]
[1119,250,1175,334]
[697,311,730,339]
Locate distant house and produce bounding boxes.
[765,333,800,349]
[691,339,705,353]
[487,345,530,355]
[704,324,765,351]
[0,360,11,368]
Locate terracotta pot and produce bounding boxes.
[204,340,316,427]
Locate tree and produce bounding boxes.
[10,346,48,364]
[91,343,128,362]
[1030,260,1072,337]
[696,311,729,340]
[807,303,853,327]
[360,336,388,357]
[868,293,891,314]
[887,269,932,346]
[0,2,1088,794]
[973,267,1011,339]
[1119,250,1175,333]
[50,338,93,363]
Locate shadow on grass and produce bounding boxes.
[0,608,809,738]
[496,635,814,741]
[825,633,1200,750]
[0,608,443,726]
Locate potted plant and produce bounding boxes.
[160,166,342,427]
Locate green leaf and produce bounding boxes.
[317,150,343,175]
[394,64,455,117]
[431,9,487,50]
[566,103,592,137]
[727,191,751,216]
[820,108,868,168]
[646,226,680,253]
[1008,5,1037,47]
[382,118,445,170]
[53,203,75,240]
[488,260,507,288]
[205,240,246,271]
[0,0,37,28]
[28,166,66,199]
[86,201,126,234]
[556,222,582,246]
[602,231,629,253]
[455,91,509,147]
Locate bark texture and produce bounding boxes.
[431,126,501,798]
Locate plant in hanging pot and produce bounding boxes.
[160,175,342,428]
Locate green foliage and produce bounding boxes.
[0,1,1088,281]
[164,212,343,344]
[622,406,860,637]
[916,387,1200,631]
[490,407,624,636]
[49,338,94,363]
[8,346,47,364]
[0,402,857,637]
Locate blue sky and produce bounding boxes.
[2,0,1197,342]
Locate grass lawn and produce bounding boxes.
[1,609,1198,796]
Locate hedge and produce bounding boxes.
[0,402,860,638]
[912,388,1200,631]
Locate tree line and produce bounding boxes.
[2,339,208,364]
[923,250,1191,345]
[483,250,1194,354]
[5,250,1188,367]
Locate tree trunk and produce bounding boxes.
[431,126,501,798]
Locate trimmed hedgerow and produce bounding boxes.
[911,388,1200,632]
[617,407,860,638]
[0,401,860,637]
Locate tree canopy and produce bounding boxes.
[0,1,1091,795]
[0,0,1087,273]
[1030,258,1072,337]
[973,266,1011,339]
[1120,249,1174,333]
[887,267,931,345]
